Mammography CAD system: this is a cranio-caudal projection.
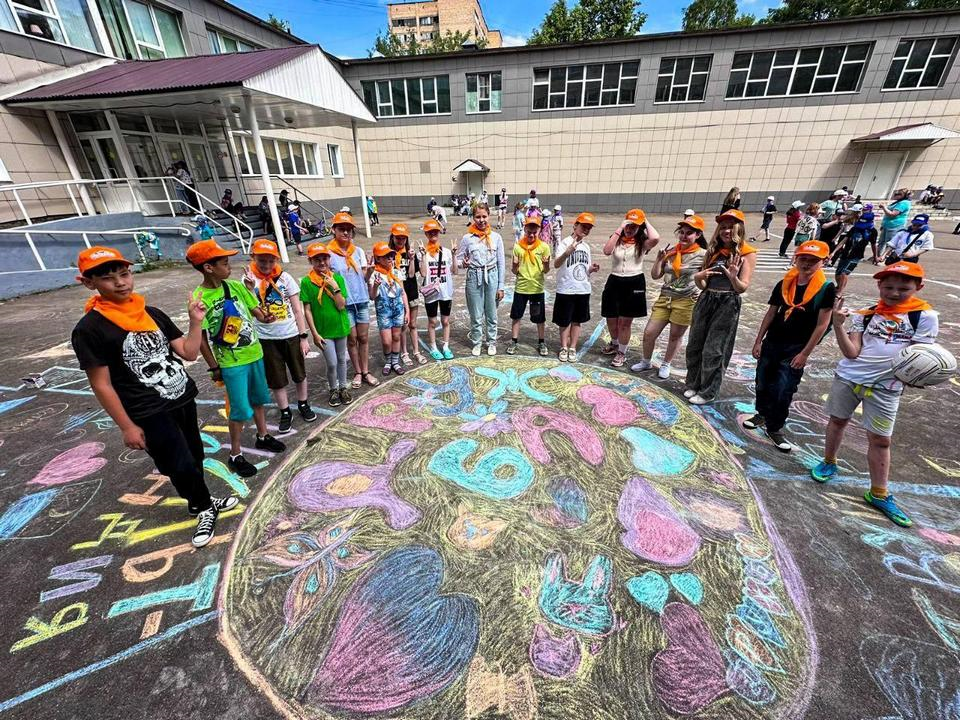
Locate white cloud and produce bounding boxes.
[501,33,527,47]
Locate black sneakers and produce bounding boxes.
[766,428,792,452]
[742,414,765,430]
[340,388,353,405]
[192,507,218,548]
[278,408,293,433]
[329,389,342,407]
[228,454,258,477]
[256,434,286,453]
[189,496,239,516]
[298,400,317,422]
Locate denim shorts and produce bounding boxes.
[345,302,371,328]
[221,358,272,422]
[376,293,405,329]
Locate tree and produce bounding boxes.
[266,14,291,34]
[763,0,960,23]
[529,0,646,45]
[682,0,756,30]
[369,28,487,57]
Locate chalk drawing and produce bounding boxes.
[27,442,107,486]
[10,603,89,653]
[220,358,816,719]
[39,555,112,603]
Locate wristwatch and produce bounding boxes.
[299,332,308,339]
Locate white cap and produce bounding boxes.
[287,203,296,210]
[851,203,864,211]
[683,208,695,216]
[792,200,805,208]
[832,189,845,197]
[767,196,775,200]
[554,204,562,210]
[340,205,350,212]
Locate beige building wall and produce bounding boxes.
[387,0,499,46]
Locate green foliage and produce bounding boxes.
[266,14,291,34]
[682,0,756,30]
[369,28,488,57]
[763,0,960,23]
[529,0,647,45]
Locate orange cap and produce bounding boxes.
[422,219,442,232]
[185,239,238,266]
[390,223,410,237]
[795,240,829,259]
[874,262,925,280]
[624,208,646,225]
[678,215,706,232]
[524,214,543,227]
[716,209,746,224]
[372,241,395,258]
[575,212,596,226]
[331,211,356,228]
[77,246,132,275]
[251,238,280,257]
[306,242,331,258]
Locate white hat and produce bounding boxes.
[767,196,775,201]
[851,203,864,211]
[792,200,805,208]
[554,204,562,211]
[340,205,350,212]
[287,203,296,211]
[832,189,845,197]
[683,208,695,216]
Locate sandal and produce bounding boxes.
[414,352,427,365]
[611,351,626,368]
[363,372,380,386]
[600,341,618,355]
[392,364,405,375]
[382,363,392,376]
[351,373,362,389]
[401,352,413,366]
[429,348,443,361]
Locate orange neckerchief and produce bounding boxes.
[308,270,337,306]
[858,297,933,324]
[373,265,398,289]
[707,242,756,267]
[780,267,828,319]
[518,236,542,267]
[327,239,359,273]
[248,262,282,304]
[668,243,701,276]
[426,239,442,258]
[468,223,493,249]
[85,294,158,332]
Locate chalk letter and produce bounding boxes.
[107,563,220,618]
[40,555,112,603]
[10,603,88,652]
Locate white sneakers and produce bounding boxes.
[688,394,710,405]
[471,344,482,356]
[631,358,671,379]
[658,363,671,379]
[630,358,652,373]
[487,344,497,356]
[683,389,697,398]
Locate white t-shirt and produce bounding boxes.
[554,236,592,295]
[837,308,939,391]
[526,197,540,209]
[610,241,646,276]
[246,270,300,339]
[328,244,369,305]
[891,229,934,257]
[421,247,455,302]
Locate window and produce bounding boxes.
[122,133,163,178]
[466,71,501,113]
[656,55,711,103]
[420,32,435,41]
[726,43,870,99]
[122,0,185,59]
[327,144,343,177]
[231,135,322,177]
[391,17,415,27]
[883,36,958,90]
[5,0,102,52]
[207,27,258,54]
[0,156,11,183]
[419,15,437,25]
[532,61,639,110]
[360,76,451,117]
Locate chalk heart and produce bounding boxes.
[308,545,479,714]
[28,442,107,486]
[669,572,704,606]
[625,571,670,614]
[576,384,639,426]
[652,603,729,715]
[617,477,701,567]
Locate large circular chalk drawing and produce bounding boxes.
[221,358,816,719]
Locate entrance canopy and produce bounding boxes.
[852,122,960,144]
[452,159,489,174]
[4,45,375,129]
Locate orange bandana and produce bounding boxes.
[308,270,337,306]
[518,236,542,267]
[85,293,158,332]
[708,242,756,267]
[328,240,359,273]
[373,265,398,288]
[468,223,493,249]
[248,262,282,304]
[858,297,933,323]
[426,239,442,258]
[668,244,701,276]
[780,267,828,319]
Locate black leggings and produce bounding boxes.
[138,401,212,513]
[779,228,796,255]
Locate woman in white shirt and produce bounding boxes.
[455,203,505,356]
[600,208,660,368]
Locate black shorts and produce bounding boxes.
[601,273,647,319]
[403,277,419,303]
[761,215,773,229]
[425,299,452,318]
[510,292,546,323]
[552,293,590,326]
[260,336,307,389]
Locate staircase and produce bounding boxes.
[201,204,333,248]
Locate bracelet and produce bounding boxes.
[207,366,220,373]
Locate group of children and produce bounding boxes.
[70,198,940,549]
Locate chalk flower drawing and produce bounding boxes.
[221,358,817,720]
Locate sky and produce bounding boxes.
[229,0,775,59]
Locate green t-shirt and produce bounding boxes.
[512,241,551,295]
[196,279,263,368]
[300,273,350,339]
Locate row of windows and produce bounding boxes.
[359,35,959,118]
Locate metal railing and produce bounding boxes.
[262,175,335,238]
[0,226,191,274]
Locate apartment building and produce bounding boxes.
[387,0,501,48]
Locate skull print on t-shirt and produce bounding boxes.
[122,329,189,400]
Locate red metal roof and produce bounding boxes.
[7,46,315,103]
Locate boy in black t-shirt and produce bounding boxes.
[744,240,836,452]
[760,196,776,242]
[70,246,237,548]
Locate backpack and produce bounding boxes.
[860,306,922,333]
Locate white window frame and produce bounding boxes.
[532,61,639,112]
[207,25,258,54]
[363,76,451,119]
[882,36,959,91]
[655,55,712,104]
[120,0,183,60]
[3,0,112,55]
[327,144,343,178]
[0,155,11,183]
[465,71,501,114]
[725,43,870,100]
[8,0,66,42]
[230,133,324,178]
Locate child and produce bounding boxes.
[243,238,316,433]
[553,212,600,362]
[497,188,509,229]
[633,215,706,378]
[508,214,552,356]
[513,202,526,242]
[71,246,238,549]
[366,195,379,225]
[760,196,776,242]
[187,239,286,479]
[811,262,938,527]
[745,241,835,452]
[418,218,456,360]
[881,214,935,265]
[552,205,564,247]
[794,203,820,246]
[221,188,243,215]
[301,242,352,407]
[779,201,803,257]
[286,203,306,255]
[388,223,426,365]
[370,242,409,375]
[831,205,876,294]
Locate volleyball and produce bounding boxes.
[891,343,958,387]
